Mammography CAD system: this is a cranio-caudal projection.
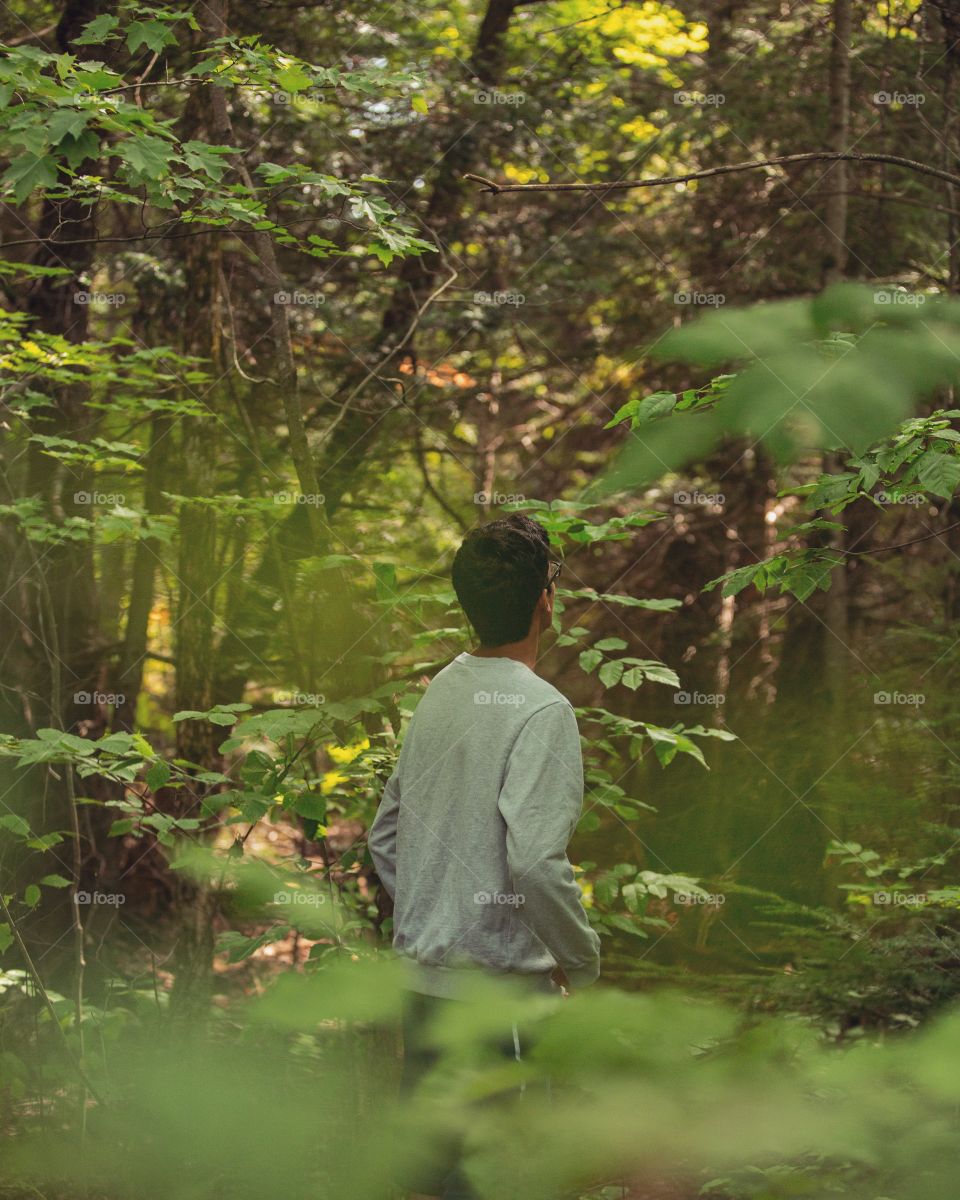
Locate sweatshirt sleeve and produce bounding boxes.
[497,701,601,988]
[368,769,401,900]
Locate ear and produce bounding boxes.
[539,583,554,627]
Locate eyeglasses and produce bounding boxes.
[547,559,563,589]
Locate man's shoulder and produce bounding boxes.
[427,655,574,714]
[521,677,574,715]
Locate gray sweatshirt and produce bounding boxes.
[368,651,601,998]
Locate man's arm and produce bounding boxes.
[498,701,601,988]
[368,770,401,900]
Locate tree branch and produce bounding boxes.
[464,151,960,195]
[840,519,960,555]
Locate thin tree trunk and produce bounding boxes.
[115,413,171,732]
[823,0,852,283]
[12,0,113,975]
[204,75,325,547]
[821,0,853,719]
[165,0,231,1026]
[932,0,960,289]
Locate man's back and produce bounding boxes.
[369,651,601,998]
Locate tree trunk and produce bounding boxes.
[115,413,171,732]
[820,0,853,719]
[823,0,852,284]
[11,0,114,975]
[165,0,231,1026]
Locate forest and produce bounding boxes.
[2,0,960,1195]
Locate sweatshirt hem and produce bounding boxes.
[404,959,561,999]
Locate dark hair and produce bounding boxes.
[452,514,552,647]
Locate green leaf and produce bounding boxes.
[595,638,627,652]
[704,562,765,598]
[27,833,63,852]
[411,93,428,115]
[115,135,175,181]
[146,761,172,790]
[625,661,681,687]
[857,462,880,491]
[47,110,89,144]
[59,129,102,171]
[216,925,291,963]
[74,13,120,43]
[598,659,625,688]
[181,141,234,182]
[369,240,395,267]
[635,391,678,422]
[562,589,681,611]
[40,874,71,888]
[0,923,12,954]
[291,794,327,822]
[276,63,312,93]
[594,874,620,905]
[604,399,640,429]
[604,391,676,429]
[23,885,40,908]
[0,815,30,838]
[579,649,603,674]
[603,912,649,938]
[96,733,136,753]
[3,153,58,204]
[916,450,960,500]
[172,705,249,724]
[75,64,123,90]
[126,19,178,56]
[655,297,813,367]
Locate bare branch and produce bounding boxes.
[465,151,960,196]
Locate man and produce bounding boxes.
[368,513,600,1197]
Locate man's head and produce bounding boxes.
[452,514,559,648]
